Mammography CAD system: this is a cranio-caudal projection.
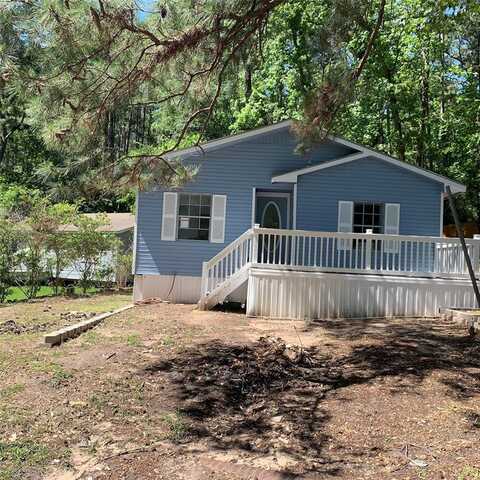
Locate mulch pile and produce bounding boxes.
[0,319,52,335]
[59,311,96,322]
[0,311,96,335]
[149,336,345,468]
[190,335,342,399]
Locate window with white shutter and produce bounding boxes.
[210,195,227,243]
[161,192,178,241]
[384,203,400,253]
[337,201,353,251]
[177,194,211,240]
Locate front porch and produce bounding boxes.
[199,227,480,319]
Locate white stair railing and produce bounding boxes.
[200,228,256,298]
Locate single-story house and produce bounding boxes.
[133,120,480,319]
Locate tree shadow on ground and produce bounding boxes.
[142,319,480,476]
[145,338,344,475]
[312,318,480,398]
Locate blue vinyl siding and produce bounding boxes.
[296,156,443,236]
[135,127,444,278]
[135,129,352,276]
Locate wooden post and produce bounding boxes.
[365,228,373,270]
[446,186,480,307]
[201,261,208,298]
[252,224,260,264]
[474,234,480,273]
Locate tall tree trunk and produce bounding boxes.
[245,63,252,99]
[375,103,385,146]
[387,88,406,160]
[438,32,448,170]
[384,68,406,161]
[417,50,430,169]
[0,139,7,166]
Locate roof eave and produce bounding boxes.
[445,183,466,194]
[272,152,466,194]
[164,120,293,160]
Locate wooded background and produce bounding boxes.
[0,1,478,227]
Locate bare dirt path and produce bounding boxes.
[1,299,480,479]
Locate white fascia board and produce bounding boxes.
[272,152,368,183]
[272,140,466,193]
[158,118,465,194]
[164,120,292,160]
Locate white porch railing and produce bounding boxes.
[254,227,480,277]
[200,227,480,301]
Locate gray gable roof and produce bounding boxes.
[165,120,466,193]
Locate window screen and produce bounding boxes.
[177,194,211,240]
[353,202,384,233]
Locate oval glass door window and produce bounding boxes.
[261,201,282,229]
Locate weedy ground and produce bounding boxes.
[1,295,480,479]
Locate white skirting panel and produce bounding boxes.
[134,274,202,304]
[246,269,477,320]
[134,274,248,304]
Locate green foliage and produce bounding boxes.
[16,199,76,300]
[0,0,478,227]
[228,0,480,225]
[0,441,50,480]
[332,0,480,224]
[4,285,99,302]
[0,384,25,400]
[0,196,120,302]
[41,202,78,294]
[126,334,141,347]
[0,219,21,302]
[48,367,73,389]
[160,411,189,442]
[115,247,133,289]
[0,183,41,219]
[70,214,118,293]
[458,466,480,480]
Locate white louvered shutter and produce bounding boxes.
[337,201,353,251]
[161,192,178,241]
[384,203,400,253]
[210,195,227,243]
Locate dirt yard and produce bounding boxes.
[1,295,480,480]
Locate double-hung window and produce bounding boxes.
[352,202,384,234]
[177,194,211,240]
[337,200,400,253]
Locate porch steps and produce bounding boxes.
[198,265,249,310]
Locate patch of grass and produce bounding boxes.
[162,336,175,347]
[0,384,25,400]
[67,295,131,314]
[0,351,7,366]
[126,334,141,347]
[458,466,480,480]
[81,330,102,346]
[48,367,73,388]
[0,294,131,335]
[89,393,108,412]
[0,404,32,431]
[0,440,50,480]
[5,286,99,303]
[415,469,428,480]
[28,357,63,375]
[160,411,188,442]
[14,355,72,386]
